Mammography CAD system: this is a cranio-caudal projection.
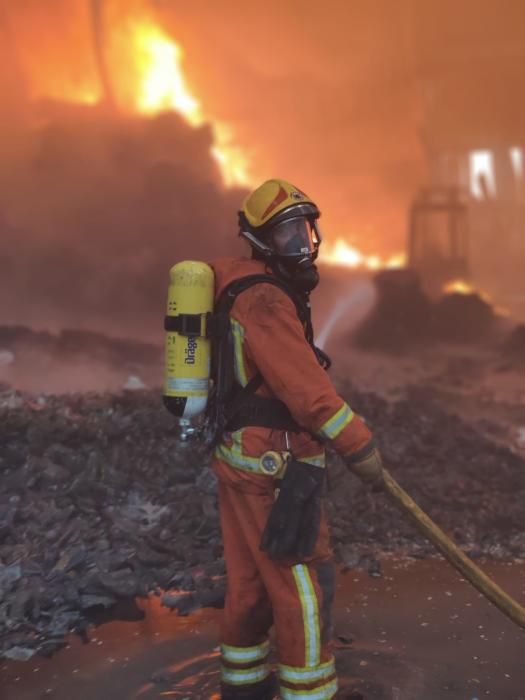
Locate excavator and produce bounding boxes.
[364,185,473,343]
[407,185,470,296]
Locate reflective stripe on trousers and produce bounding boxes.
[220,640,271,686]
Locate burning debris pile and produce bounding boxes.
[0,107,246,338]
[353,270,498,352]
[0,1,253,339]
[0,386,524,661]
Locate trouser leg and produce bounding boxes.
[272,560,337,699]
[223,482,338,699]
[218,481,276,699]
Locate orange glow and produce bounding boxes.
[46,87,100,106]
[321,238,406,270]
[443,279,477,295]
[29,76,101,108]
[443,279,492,304]
[443,279,511,316]
[211,123,252,188]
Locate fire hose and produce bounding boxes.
[382,468,525,630]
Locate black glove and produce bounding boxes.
[260,458,325,559]
[294,485,323,558]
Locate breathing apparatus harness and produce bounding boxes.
[204,273,330,447]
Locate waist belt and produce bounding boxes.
[226,394,301,432]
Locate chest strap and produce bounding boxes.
[226,392,301,432]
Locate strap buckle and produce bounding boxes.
[164,314,204,336]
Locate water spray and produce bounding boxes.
[316,280,376,350]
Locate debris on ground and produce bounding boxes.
[503,324,525,364]
[0,387,523,660]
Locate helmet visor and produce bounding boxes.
[270,217,321,257]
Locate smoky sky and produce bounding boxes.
[159,0,525,247]
[0,0,524,338]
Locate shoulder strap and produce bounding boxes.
[204,273,321,446]
[212,276,283,409]
[217,274,300,312]
[217,273,313,337]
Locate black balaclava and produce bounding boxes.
[271,255,320,294]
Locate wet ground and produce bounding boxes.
[2,558,524,700]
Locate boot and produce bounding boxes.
[220,674,278,699]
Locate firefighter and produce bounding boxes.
[210,179,383,700]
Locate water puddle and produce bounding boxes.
[2,558,524,699]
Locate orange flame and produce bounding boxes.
[443,279,512,316]
[443,279,478,295]
[321,238,406,270]
[24,12,252,189]
[132,24,201,123]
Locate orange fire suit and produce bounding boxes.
[210,257,372,699]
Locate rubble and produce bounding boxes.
[0,387,523,660]
[353,269,432,351]
[353,270,498,351]
[503,324,525,363]
[432,292,495,341]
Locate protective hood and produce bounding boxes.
[209,256,269,301]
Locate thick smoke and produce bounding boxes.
[0,105,246,338]
[160,0,525,290]
[1,0,525,344]
[0,1,247,339]
[158,0,427,251]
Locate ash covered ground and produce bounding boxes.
[1,278,525,662]
[1,370,524,661]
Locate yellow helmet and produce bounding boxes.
[239,178,322,261]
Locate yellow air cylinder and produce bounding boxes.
[163,261,214,421]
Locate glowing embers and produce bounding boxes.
[443,279,478,296]
[443,279,511,318]
[321,238,405,270]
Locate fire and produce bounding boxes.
[443,279,512,316]
[321,238,406,270]
[127,22,252,187]
[131,23,202,124]
[443,279,477,295]
[443,278,494,304]
[24,11,251,189]
[211,124,251,188]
